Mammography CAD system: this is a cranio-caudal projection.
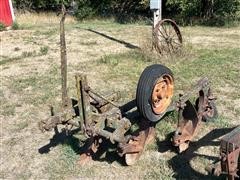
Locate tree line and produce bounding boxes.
[13,0,240,25]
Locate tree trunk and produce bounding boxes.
[201,0,214,19]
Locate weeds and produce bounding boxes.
[15,121,28,131]
[0,22,5,31]
[22,51,36,58]
[12,21,20,30]
[100,55,119,66]
[99,50,158,66]
[1,105,15,116]
[213,116,231,128]
[34,28,58,37]
[40,46,49,55]
[0,46,50,65]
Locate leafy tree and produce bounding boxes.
[167,0,240,19]
[12,0,240,24]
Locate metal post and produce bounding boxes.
[75,75,84,130]
[75,74,91,130]
[60,4,68,108]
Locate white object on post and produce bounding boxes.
[150,0,162,28]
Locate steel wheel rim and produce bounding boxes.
[151,74,174,114]
[153,19,182,54]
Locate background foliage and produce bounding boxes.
[12,0,240,25]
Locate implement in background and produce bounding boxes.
[150,0,183,54]
[208,126,240,180]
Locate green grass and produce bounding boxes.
[45,136,83,179]
[33,28,58,37]
[1,104,15,116]
[212,116,231,128]
[184,46,237,88]
[11,64,60,106]
[12,21,20,30]
[40,46,49,55]
[0,22,5,31]
[0,46,51,65]
[142,154,175,179]
[73,19,144,30]
[15,121,29,131]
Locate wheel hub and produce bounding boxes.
[151,75,173,114]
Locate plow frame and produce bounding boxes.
[39,4,218,165]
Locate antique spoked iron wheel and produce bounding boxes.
[153,19,182,54]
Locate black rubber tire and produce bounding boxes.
[136,64,174,122]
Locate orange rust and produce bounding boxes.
[151,75,174,114]
[124,126,155,165]
[79,137,100,165]
[79,153,93,165]
[172,100,200,152]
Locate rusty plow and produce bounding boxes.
[39,5,219,166]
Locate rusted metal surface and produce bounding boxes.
[89,91,120,113]
[173,100,199,152]
[220,126,240,179]
[172,77,217,152]
[39,7,77,132]
[79,136,101,165]
[60,5,69,108]
[153,19,182,54]
[75,74,91,129]
[208,126,240,179]
[72,73,132,164]
[74,74,131,142]
[118,120,155,165]
[151,75,174,114]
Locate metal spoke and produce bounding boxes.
[162,24,169,37]
[158,28,167,39]
[153,19,182,55]
[172,40,182,47]
[168,24,173,37]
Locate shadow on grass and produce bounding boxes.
[38,127,81,154]
[38,98,83,155]
[156,126,236,179]
[87,29,140,50]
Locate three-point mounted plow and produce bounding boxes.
[39,5,219,166]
